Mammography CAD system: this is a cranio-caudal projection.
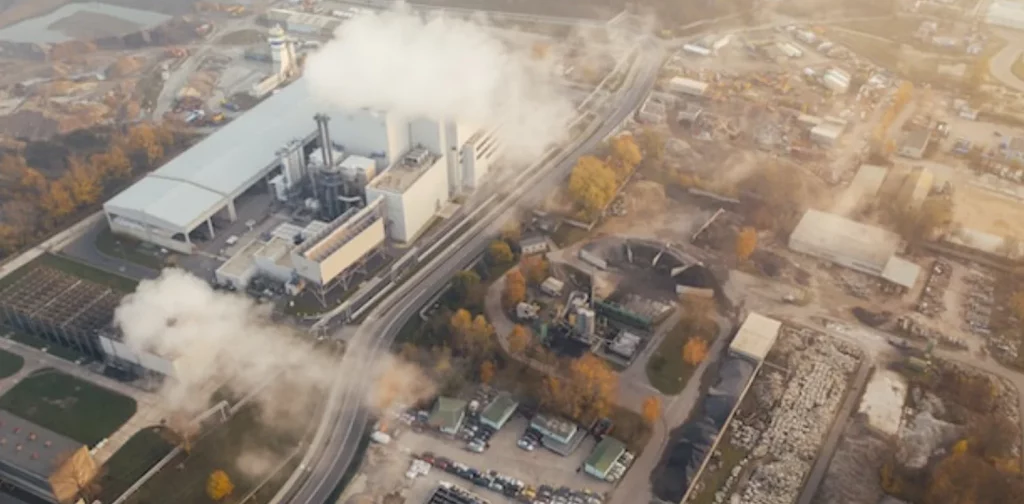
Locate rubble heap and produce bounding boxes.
[732,330,860,504]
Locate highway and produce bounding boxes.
[274,37,663,504]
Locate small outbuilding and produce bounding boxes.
[584,437,626,480]
[480,392,518,431]
[428,397,467,435]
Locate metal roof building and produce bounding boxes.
[583,436,626,480]
[0,411,94,503]
[103,78,413,254]
[790,209,921,289]
[727,313,782,363]
[987,0,1024,31]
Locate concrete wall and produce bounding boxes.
[328,109,409,169]
[291,218,386,284]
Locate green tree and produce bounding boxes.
[487,240,514,265]
[447,270,482,308]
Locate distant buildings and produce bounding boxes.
[668,77,708,97]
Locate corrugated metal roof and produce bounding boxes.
[728,312,781,362]
[881,256,921,289]
[789,209,901,272]
[104,177,224,230]
[105,78,326,231]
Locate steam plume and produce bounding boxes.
[113,269,433,426]
[304,6,575,162]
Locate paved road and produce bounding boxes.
[275,38,663,504]
[989,39,1024,93]
[60,221,161,281]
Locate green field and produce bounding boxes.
[646,321,703,395]
[6,330,83,362]
[0,349,24,379]
[95,426,176,503]
[125,405,306,504]
[0,369,137,445]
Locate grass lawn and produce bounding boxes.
[95,227,167,270]
[551,225,592,248]
[0,349,24,379]
[686,436,748,504]
[124,405,305,504]
[0,369,137,445]
[5,330,85,362]
[645,321,703,395]
[95,426,175,503]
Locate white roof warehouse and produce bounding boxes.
[789,209,921,289]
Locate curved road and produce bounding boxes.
[274,38,663,504]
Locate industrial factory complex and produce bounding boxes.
[103,76,502,296]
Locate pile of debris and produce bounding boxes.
[730,328,861,504]
[916,260,951,317]
[895,315,966,349]
[960,271,994,338]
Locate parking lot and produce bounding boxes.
[399,414,614,492]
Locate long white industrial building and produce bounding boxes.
[102,77,498,254]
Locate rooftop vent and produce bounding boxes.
[403,148,429,166]
[31,453,38,460]
[28,432,36,441]
[16,444,22,452]
[44,440,51,447]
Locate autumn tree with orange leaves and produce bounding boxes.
[479,360,496,384]
[503,269,527,309]
[520,256,549,286]
[735,227,757,261]
[641,396,661,425]
[450,309,495,362]
[541,354,618,423]
[682,337,709,366]
[507,325,531,355]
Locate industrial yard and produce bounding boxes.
[3,0,1024,504]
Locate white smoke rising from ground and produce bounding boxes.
[304,6,575,163]
[114,269,433,427]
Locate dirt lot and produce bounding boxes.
[952,182,1024,240]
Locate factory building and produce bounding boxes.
[789,209,921,290]
[215,197,386,294]
[0,411,98,504]
[103,77,500,255]
[99,329,180,379]
[668,77,708,97]
[365,148,450,243]
[727,313,782,363]
[459,127,502,190]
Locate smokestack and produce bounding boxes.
[314,113,335,168]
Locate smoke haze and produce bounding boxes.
[304,6,575,162]
[113,269,433,427]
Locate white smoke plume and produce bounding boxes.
[304,5,575,163]
[113,269,433,427]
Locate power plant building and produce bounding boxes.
[365,148,450,243]
[103,77,497,255]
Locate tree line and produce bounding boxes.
[566,133,644,221]
[0,123,183,258]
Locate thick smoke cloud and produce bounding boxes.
[304,6,575,162]
[114,270,432,427]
